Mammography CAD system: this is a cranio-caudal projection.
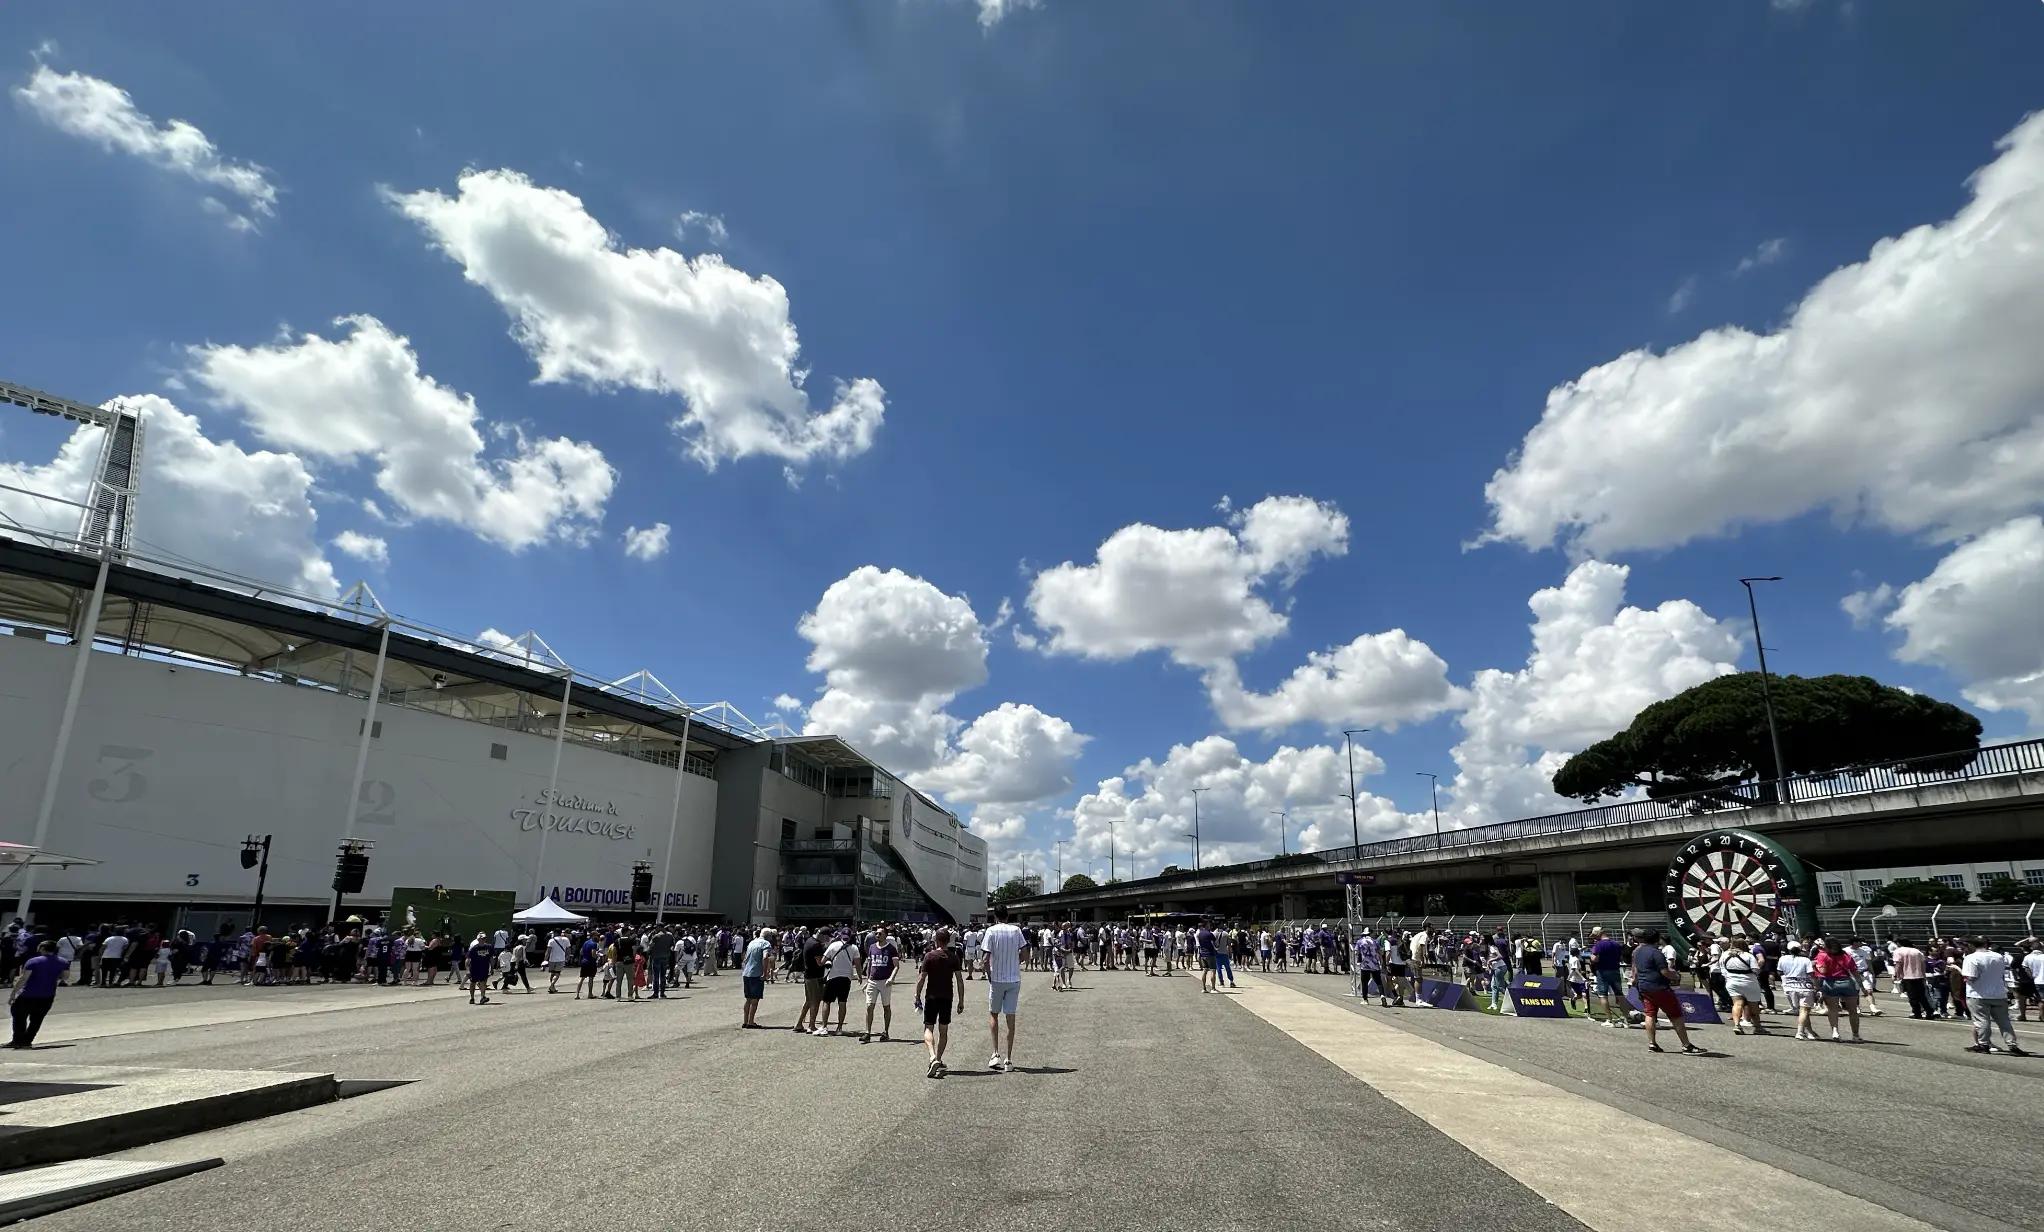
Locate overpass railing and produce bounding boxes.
[1030,737,2044,902]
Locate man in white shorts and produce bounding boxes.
[860,926,901,1044]
[964,926,983,982]
[980,905,1025,1072]
[544,930,569,993]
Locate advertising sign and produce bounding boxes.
[1507,974,1570,1018]
[1417,977,1470,1010]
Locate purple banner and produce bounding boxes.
[1508,975,1570,1018]
[1417,977,1470,1010]
[1626,987,1725,1024]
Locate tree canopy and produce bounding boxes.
[1060,873,1097,892]
[989,877,1038,905]
[1977,876,2043,904]
[1869,877,1971,908]
[1551,673,1981,804]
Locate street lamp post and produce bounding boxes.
[1055,838,1067,890]
[1740,576,1789,799]
[1108,819,1116,883]
[1342,730,1369,853]
[1180,832,1198,869]
[1189,787,1206,870]
[1269,809,1289,857]
[1416,772,1441,847]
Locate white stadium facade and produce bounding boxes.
[0,379,985,934]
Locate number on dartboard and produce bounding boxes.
[88,745,153,803]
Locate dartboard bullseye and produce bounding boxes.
[1661,828,1818,955]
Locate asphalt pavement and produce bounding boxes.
[22,970,1587,1232]
[1252,968,2042,1232]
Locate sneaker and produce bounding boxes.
[1831,1030,1842,1041]
[2007,1047,2030,1057]
[880,1033,889,1042]
[927,1059,942,1078]
[997,1058,1014,1072]
[989,1054,1004,1070]
[860,1033,871,1044]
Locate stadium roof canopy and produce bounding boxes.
[0,532,763,765]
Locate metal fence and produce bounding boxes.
[1315,903,2042,949]
[1097,737,2044,897]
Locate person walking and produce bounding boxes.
[1631,929,1701,1054]
[646,926,675,1000]
[1719,933,1765,1035]
[916,927,964,1078]
[1813,938,1865,1043]
[1778,941,1819,1040]
[1960,935,2028,1056]
[8,941,67,1050]
[819,929,858,1035]
[861,926,901,1044]
[2020,941,2043,1024]
[1214,924,1237,989]
[740,928,776,1028]
[465,934,494,1006]
[1891,940,1930,1019]
[980,905,1025,1072]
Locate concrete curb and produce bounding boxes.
[0,1074,338,1170]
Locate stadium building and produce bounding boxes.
[0,380,986,934]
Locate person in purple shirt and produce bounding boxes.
[10,941,67,1049]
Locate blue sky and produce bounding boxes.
[3,2,2041,886]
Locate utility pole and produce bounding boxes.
[1189,787,1206,870]
[1055,838,1066,889]
[1107,819,1116,883]
[1342,729,1369,853]
[1740,576,1789,800]
[1416,772,1440,847]
[1269,809,1289,857]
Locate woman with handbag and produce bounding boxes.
[1718,933,1766,1035]
[1813,938,1864,1043]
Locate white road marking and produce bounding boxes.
[1227,972,1936,1232]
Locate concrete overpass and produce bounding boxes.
[1008,738,2044,921]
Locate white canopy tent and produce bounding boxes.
[510,896,588,926]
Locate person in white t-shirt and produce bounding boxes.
[963,927,983,982]
[1960,936,2026,1055]
[544,932,570,993]
[2020,943,2044,1023]
[979,906,1026,1072]
[1778,941,1818,1040]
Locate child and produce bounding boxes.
[1487,950,1511,1014]
[1565,945,1588,1009]
[150,939,173,987]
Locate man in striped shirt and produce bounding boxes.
[979,905,1026,1072]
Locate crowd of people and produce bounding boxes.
[8,908,2037,1065]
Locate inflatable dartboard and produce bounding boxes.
[1662,828,1818,954]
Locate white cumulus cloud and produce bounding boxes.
[622,522,670,561]
[796,565,1086,803]
[919,702,1089,806]
[1883,516,2044,726]
[1482,111,2044,557]
[1025,495,1347,667]
[191,315,615,551]
[1070,734,1411,872]
[1204,629,1464,735]
[1446,561,1743,824]
[976,0,1043,28]
[13,62,276,230]
[386,169,884,472]
[332,530,389,567]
